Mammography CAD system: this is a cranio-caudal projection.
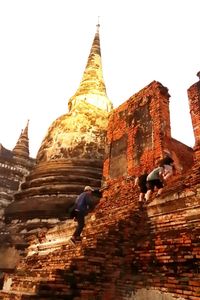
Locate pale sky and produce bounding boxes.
[0,0,199,158]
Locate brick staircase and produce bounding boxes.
[0,196,150,299]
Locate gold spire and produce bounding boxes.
[12,120,30,158]
[96,16,100,33]
[68,22,113,113]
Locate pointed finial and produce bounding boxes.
[12,121,30,158]
[96,16,100,32]
[67,18,113,113]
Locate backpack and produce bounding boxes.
[68,203,77,219]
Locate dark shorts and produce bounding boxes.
[139,182,147,193]
[147,179,163,191]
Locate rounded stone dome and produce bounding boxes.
[36,101,109,163]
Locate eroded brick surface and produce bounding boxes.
[103,81,193,183]
[188,79,200,161]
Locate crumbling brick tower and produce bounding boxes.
[188,72,200,162]
[103,80,193,185]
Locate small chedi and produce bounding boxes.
[0,120,34,224]
[0,23,200,300]
[0,121,35,270]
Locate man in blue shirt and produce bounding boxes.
[70,186,94,245]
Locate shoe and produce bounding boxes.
[155,193,161,198]
[145,198,151,204]
[69,237,76,246]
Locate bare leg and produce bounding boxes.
[156,188,163,196]
[139,193,145,202]
[145,190,152,201]
[163,173,171,181]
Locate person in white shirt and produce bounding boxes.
[145,166,165,201]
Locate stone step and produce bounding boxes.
[18,204,144,266]
[1,198,150,297]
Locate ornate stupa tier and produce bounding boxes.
[5,158,103,221]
